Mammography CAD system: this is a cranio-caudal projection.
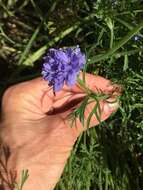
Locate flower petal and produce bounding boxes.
[56,50,69,63]
[42,46,86,92]
[66,71,77,86]
[54,79,64,92]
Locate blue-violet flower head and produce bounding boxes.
[42,46,86,92]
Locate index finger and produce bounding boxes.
[43,72,121,112]
[47,72,120,99]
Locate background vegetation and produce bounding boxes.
[0,0,143,189]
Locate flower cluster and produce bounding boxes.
[42,46,86,92]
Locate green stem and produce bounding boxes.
[77,77,111,99]
[114,48,143,58]
[115,18,143,38]
[89,20,143,64]
[77,77,91,94]
[22,25,79,66]
[9,23,42,80]
[0,2,14,16]
[0,25,15,44]
[18,24,42,66]
[105,171,109,190]
[22,14,96,66]
[99,169,103,190]
[115,9,143,16]
[110,29,114,49]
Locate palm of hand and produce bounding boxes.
[0,74,119,190]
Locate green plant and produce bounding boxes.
[0,0,143,189]
[14,170,29,190]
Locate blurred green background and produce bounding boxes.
[0,0,143,189]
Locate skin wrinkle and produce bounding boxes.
[52,91,85,107]
[41,88,84,114]
[47,89,73,102]
[23,98,41,112]
[9,119,75,159]
[20,95,44,118]
[40,89,53,113]
[19,147,72,168]
[1,117,60,150]
[0,73,121,190]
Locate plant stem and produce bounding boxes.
[22,13,96,66]
[89,20,143,64]
[110,29,114,49]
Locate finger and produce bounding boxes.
[24,74,121,114]
[23,72,121,98]
[61,72,121,94]
[46,73,121,109]
[82,73,119,92]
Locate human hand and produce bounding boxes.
[0,73,120,190]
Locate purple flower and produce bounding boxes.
[42,46,86,92]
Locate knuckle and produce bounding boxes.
[2,85,19,108]
[2,86,15,101]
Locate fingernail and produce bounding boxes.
[108,101,119,110]
[103,101,119,114]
